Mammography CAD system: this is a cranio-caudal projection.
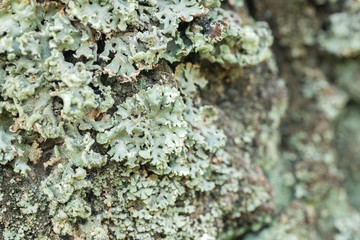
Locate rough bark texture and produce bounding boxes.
[0,0,359,239]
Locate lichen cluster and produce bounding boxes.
[2,0,360,239]
[0,0,276,239]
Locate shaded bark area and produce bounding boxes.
[242,0,360,239]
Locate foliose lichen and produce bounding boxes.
[318,0,360,57]
[0,1,277,238]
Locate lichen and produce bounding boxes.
[0,1,276,232]
[318,9,360,57]
[7,0,357,239]
[335,59,360,104]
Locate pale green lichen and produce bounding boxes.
[164,8,273,66]
[187,9,273,66]
[39,78,236,238]
[62,0,138,33]
[97,85,190,172]
[318,10,360,57]
[0,117,18,165]
[335,59,360,104]
[0,0,278,239]
[36,81,267,239]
